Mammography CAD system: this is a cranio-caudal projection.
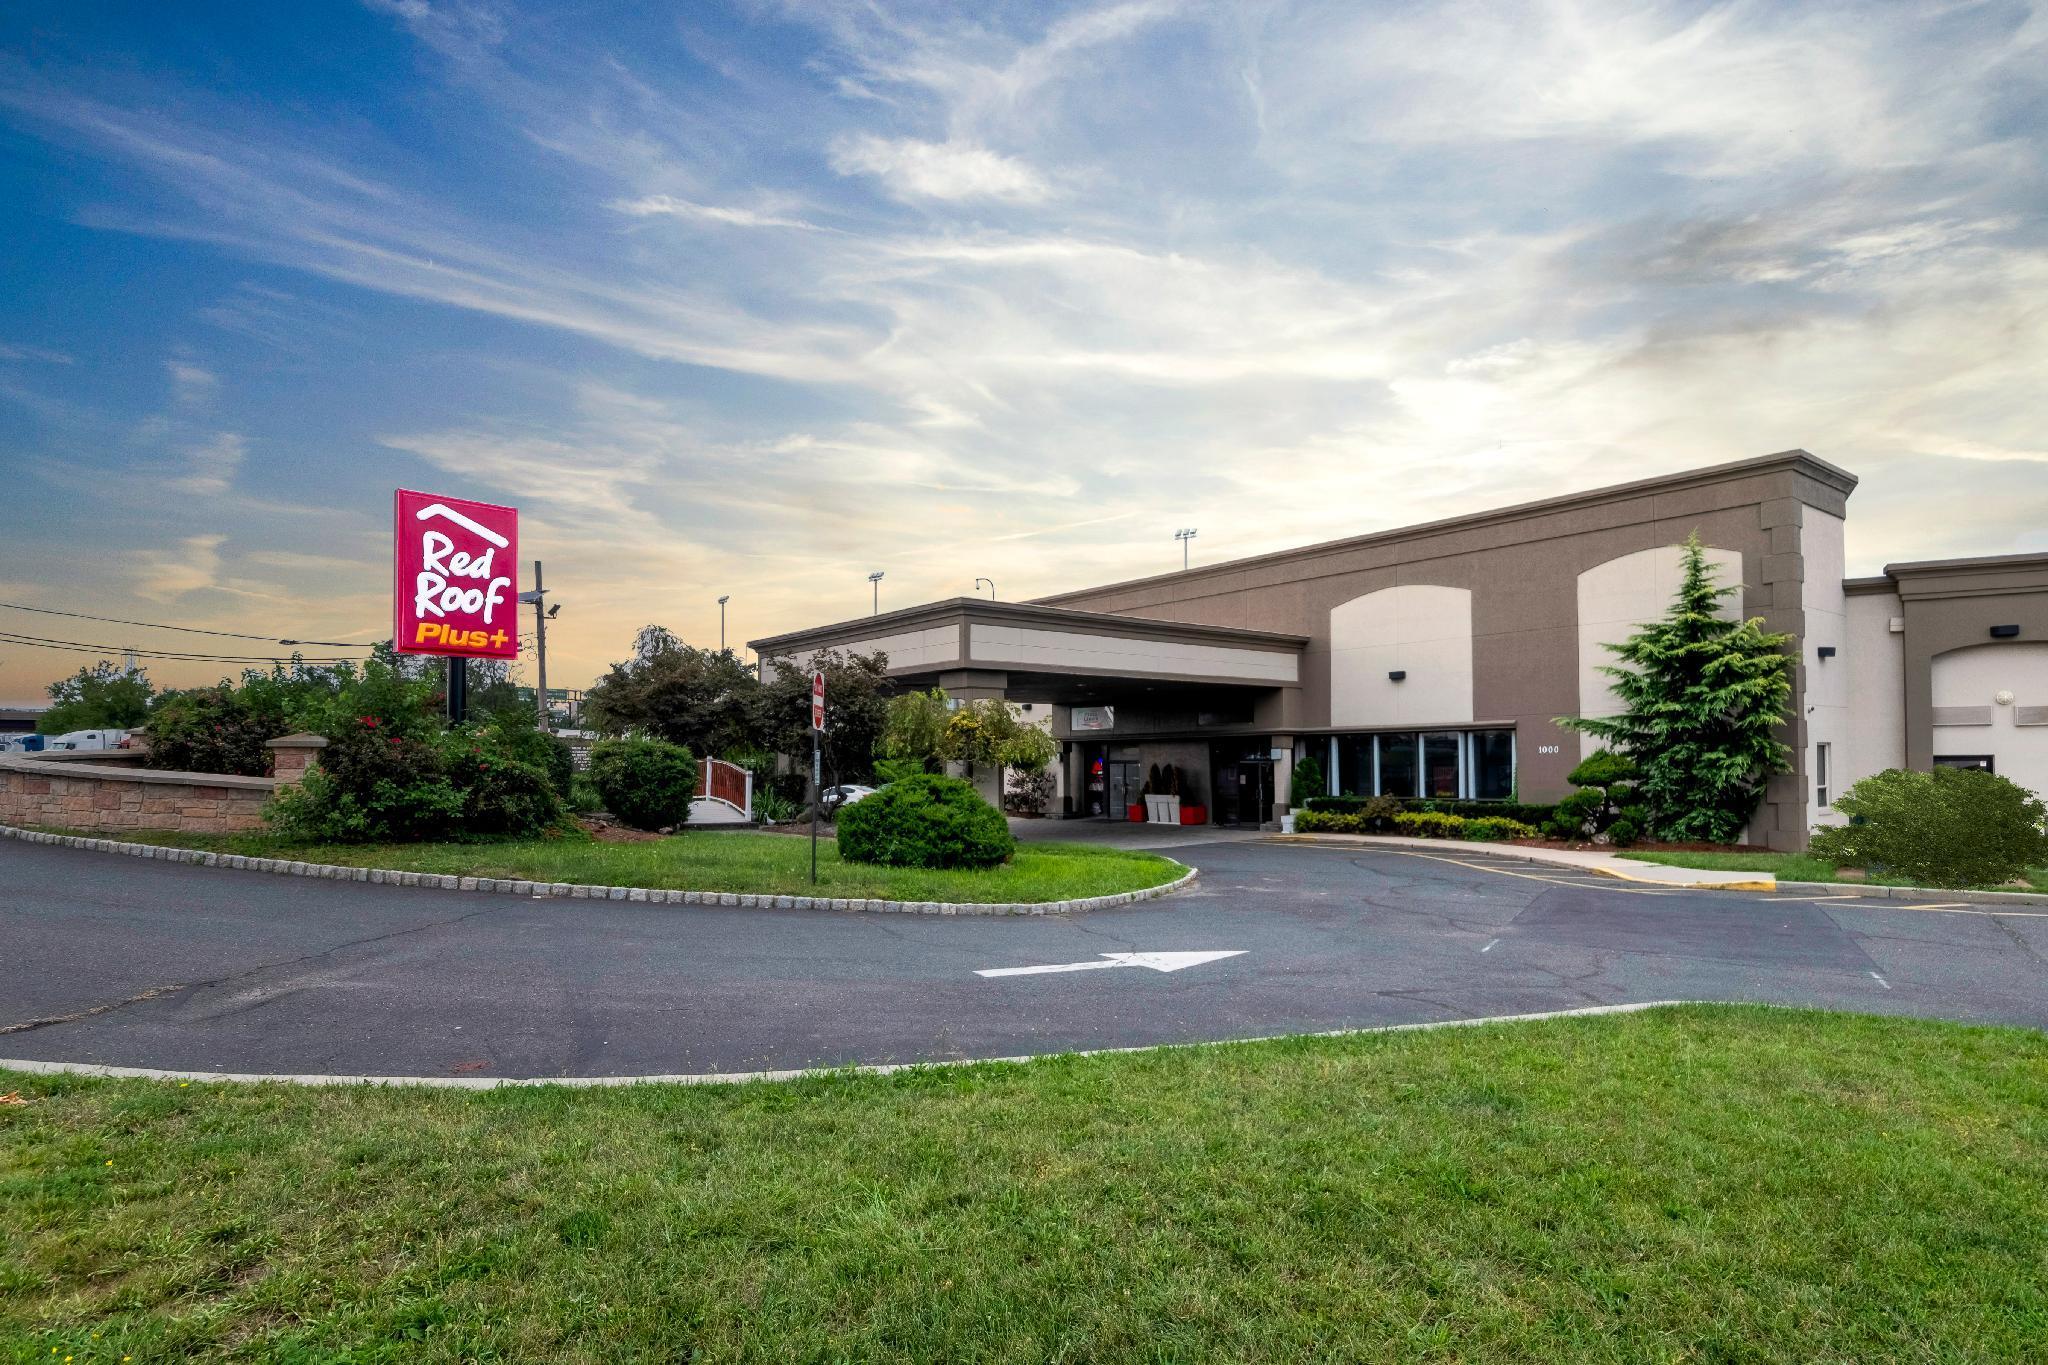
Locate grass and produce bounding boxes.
[3,1006,2045,1361]
[24,825,1181,904]
[1618,848,2048,892]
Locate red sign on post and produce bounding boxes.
[811,670,826,731]
[393,489,520,659]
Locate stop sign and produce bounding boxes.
[811,670,825,731]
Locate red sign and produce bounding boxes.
[393,489,520,659]
[811,670,826,731]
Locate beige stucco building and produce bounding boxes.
[753,451,2048,849]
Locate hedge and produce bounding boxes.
[1302,795,1556,827]
[1295,809,1538,842]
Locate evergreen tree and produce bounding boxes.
[1559,533,1794,842]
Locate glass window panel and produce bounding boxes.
[1473,730,1515,800]
[1378,733,1418,797]
[1336,735,1374,795]
[1423,733,1461,798]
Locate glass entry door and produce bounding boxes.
[1106,760,1143,820]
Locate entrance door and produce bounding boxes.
[1238,762,1272,825]
[1106,760,1143,821]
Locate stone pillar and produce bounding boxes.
[1270,735,1294,828]
[266,733,329,786]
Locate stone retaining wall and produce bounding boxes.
[0,754,275,833]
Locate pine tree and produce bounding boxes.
[1559,533,1794,842]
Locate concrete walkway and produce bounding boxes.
[1271,833,1777,890]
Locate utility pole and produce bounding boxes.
[532,560,548,731]
[520,561,552,731]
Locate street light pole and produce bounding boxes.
[1175,527,1198,571]
[975,577,996,600]
[718,594,730,653]
[519,562,553,732]
[868,571,885,615]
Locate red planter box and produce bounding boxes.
[1126,803,1147,822]
[1179,804,1208,825]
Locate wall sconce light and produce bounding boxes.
[1816,645,1836,659]
[1991,624,2021,639]
[1388,670,1407,681]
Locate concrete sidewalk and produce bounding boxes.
[1271,833,1777,890]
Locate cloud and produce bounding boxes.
[0,341,72,364]
[829,135,1051,202]
[131,533,228,600]
[176,432,246,494]
[609,194,826,231]
[165,359,218,404]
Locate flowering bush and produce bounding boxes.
[143,685,287,777]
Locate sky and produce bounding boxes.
[1,0,2045,704]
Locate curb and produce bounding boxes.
[1779,879,2048,908]
[1588,864,1777,892]
[0,824,1195,917]
[0,1001,1696,1089]
[1274,833,1775,891]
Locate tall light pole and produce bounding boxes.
[868,571,885,615]
[975,577,996,600]
[718,595,730,653]
[517,560,555,731]
[1175,527,1198,571]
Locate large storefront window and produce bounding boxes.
[1326,729,1517,800]
[1472,729,1515,799]
[1378,733,1419,798]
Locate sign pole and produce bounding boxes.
[447,656,468,725]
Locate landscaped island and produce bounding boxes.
[5,1006,2044,1360]
[34,826,1182,905]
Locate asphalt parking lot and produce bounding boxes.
[3,834,2044,1079]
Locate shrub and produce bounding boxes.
[267,727,464,842]
[588,738,699,832]
[836,774,1015,870]
[1394,811,1466,839]
[872,756,926,786]
[1294,809,1361,834]
[1463,816,1539,841]
[477,711,575,800]
[1290,755,1325,808]
[1304,794,1557,827]
[1605,817,1641,847]
[1004,767,1057,814]
[1809,767,2048,889]
[144,685,287,777]
[443,744,566,838]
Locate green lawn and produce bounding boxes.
[29,827,1182,904]
[1619,849,2048,892]
[5,1010,2048,1362]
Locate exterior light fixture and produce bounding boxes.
[1175,527,1198,570]
[717,595,730,651]
[1991,624,2021,638]
[868,571,885,615]
[1388,670,1407,681]
[975,577,996,600]
[1816,645,1836,658]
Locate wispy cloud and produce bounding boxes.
[829,135,1051,202]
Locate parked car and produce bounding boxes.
[820,784,878,814]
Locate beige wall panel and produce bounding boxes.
[1329,585,1474,728]
[1842,590,1905,797]
[1576,545,1744,759]
[1932,642,2048,799]
[967,624,1298,684]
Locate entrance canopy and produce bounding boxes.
[750,598,1307,708]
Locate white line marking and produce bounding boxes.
[413,502,509,547]
[0,1001,1698,1089]
[1869,971,1891,990]
[976,950,1245,978]
[1480,938,1500,953]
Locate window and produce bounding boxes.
[1422,733,1461,798]
[1378,732,1419,797]
[1934,754,1995,773]
[1335,734,1373,795]
[1472,730,1515,800]
[1815,741,1830,808]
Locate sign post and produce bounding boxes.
[810,669,825,885]
[392,489,520,725]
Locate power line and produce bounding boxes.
[0,630,366,666]
[0,601,375,648]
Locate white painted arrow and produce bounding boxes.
[976,950,1246,979]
